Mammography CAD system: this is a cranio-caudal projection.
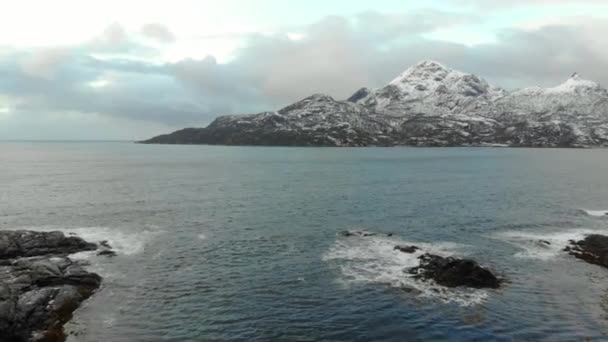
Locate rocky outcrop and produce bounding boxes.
[0,230,97,259]
[141,61,608,147]
[0,230,105,342]
[565,234,608,268]
[407,253,501,289]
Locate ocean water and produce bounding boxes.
[2,142,608,341]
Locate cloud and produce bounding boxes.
[0,10,607,140]
[19,47,71,79]
[96,22,129,48]
[457,0,608,8]
[141,23,176,44]
[83,22,159,57]
[169,12,608,107]
[0,49,206,128]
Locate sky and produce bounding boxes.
[1,0,607,140]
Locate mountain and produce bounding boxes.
[141,61,608,147]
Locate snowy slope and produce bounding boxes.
[142,61,608,147]
[350,60,505,117]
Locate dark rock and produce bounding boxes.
[99,240,111,249]
[565,234,608,268]
[97,250,117,257]
[0,230,97,259]
[538,240,551,246]
[339,230,377,237]
[338,230,397,238]
[408,253,501,289]
[0,231,102,341]
[394,245,420,254]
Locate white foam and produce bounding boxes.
[582,209,608,217]
[322,232,487,306]
[494,228,605,260]
[197,233,207,240]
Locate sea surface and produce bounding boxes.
[2,142,608,341]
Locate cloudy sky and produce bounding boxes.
[1,0,607,140]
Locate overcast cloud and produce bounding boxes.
[0,1,607,139]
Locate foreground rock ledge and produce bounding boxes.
[0,230,103,342]
[565,234,608,268]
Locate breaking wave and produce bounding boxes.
[322,230,488,306]
[581,209,608,217]
[493,228,604,260]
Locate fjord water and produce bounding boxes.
[3,142,608,341]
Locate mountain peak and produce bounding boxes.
[379,60,503,100]
[548,73,602,94]
[306,93,335,101]
[413,60,450,71]
[390,60,454,85]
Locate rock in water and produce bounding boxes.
[408,253,501,289]
[97,250,117,257]
[565,234,608,268]
[0,230,102,341]
[338,230,377,237]
[394,245,420,254]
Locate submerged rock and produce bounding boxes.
[394,245,420,254]
[565,234,608,268]
[339,230,377,237]
[99,240,112,249]
[0,230,102,341]
[339,230,397,238]
[97,250,117,257]
[408,253,501,289]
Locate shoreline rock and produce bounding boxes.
[0,230,106,342]
[0,230,97,259]
[565,234,608,268]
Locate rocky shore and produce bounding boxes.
[565,234,608,269]
[0,230,107,342]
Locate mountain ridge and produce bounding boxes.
[141,60,608,147]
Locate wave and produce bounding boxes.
[581,209,608,217]
[322,230,487,306]
[493,228,603,260]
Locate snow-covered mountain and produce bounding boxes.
[350,60,505,117]
[142,61,608,147]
